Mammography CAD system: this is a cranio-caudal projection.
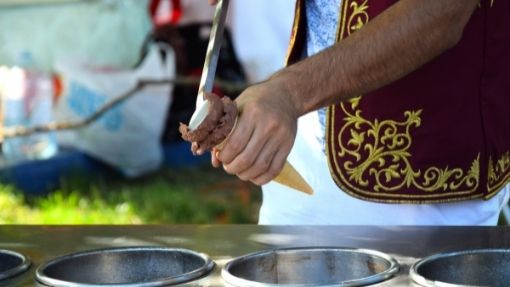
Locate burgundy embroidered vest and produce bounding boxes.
[287,0,510,203]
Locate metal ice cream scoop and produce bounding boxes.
[188,0,229,130]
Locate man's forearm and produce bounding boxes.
[274,0,479,116]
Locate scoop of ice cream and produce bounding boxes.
[179,93,238,154]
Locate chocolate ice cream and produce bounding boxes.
[179,93,237,154]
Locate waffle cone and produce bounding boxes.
[215,117,313,195]
[273,161,313,195]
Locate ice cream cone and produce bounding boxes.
[273,162,313,195]
[215,118,313,195]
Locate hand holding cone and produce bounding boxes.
[215,117,313,195]
[180,94,313,195]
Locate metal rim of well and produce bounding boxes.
[221,246,400,287]
[0,249,31,281]
[35,246,215,287]
[409,248,510,287]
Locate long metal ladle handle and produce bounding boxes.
[189,0,229,130]
[197,0,229,102]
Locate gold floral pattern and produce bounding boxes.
[328,0,483,202]
[338,0,369,40]
[330,98,480,199]
[347,0,369,34]
[282,0,510,203]
[488,152,510,195]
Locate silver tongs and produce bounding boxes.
[188,0,230,130]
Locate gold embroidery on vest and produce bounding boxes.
[327,0,484,202]
[335,98,480,196]
[285,0,302,65]
[338,0,369,40]
[487,152,510,195]
[347,0,369,34]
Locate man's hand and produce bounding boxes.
[212,79,300,185]
[208,0,218,5]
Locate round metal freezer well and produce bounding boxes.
[0,249,31,281]
[410,249,510,287]
[36,246,215,286]
[222,247,399,286]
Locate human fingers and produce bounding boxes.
[225,101,296,181]
[234,135,278,182]
[211,148,222,168]
[251,146,288,185]
[221,80,298,179]
[248,124,294,184]
[223,122,274,178]
[217,114,255,166]
[208,0,218,5]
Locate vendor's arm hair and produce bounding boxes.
[273,0,480,114]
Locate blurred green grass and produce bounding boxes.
[0,165,261,224]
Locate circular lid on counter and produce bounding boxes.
[36,246,215,286]
[410,248,510,287]
[0,249,31,281]
[222,246,399,286]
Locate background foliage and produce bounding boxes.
[0,166,261,224]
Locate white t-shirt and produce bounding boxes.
[259,0,510,225]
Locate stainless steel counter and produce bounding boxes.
[1,225,509,286]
